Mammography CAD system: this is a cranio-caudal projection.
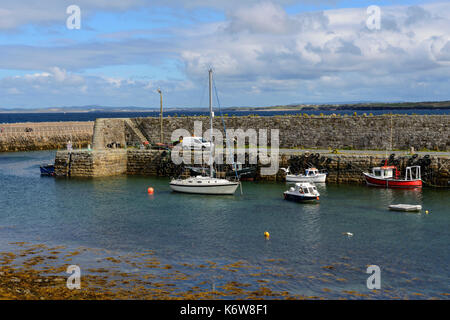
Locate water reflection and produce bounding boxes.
[377,187,423,206]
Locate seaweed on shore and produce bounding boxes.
[1,242,445,300]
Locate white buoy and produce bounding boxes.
[343,232,353,237]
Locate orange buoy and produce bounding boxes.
[147,187,154,194]
[316,196,320,200]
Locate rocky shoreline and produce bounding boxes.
[0,242,325,300]
[2,242,447,300]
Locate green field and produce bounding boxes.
[225,101,450,112]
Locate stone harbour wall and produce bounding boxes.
[0,121,94,152]
[2,115,449,153]
[127,149,177,176]
[54,149,127,177]
[91,119,126,150]
[96,115,449,152]
[54,148,450,187]
[49,114,450,186]
[279,152,449,187]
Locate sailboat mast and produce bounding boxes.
[209,68,214,178]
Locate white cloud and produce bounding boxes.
[104,77,123,88]
[0,0,145,30]
[182,3,450,77]
[226,2,291,34]
[6,87,21,94]
[0,65,200,108]
[2,67,84,93]
[1,1,450,107]
[0,0,333,30]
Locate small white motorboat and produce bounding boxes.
[282,167,327,183]
[283,182,320,202]
[388,204,422,212]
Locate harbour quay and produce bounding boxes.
[53,149,449,187]
[52,115,449,187]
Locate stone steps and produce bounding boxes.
[124,119,148,144]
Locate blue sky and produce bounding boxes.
[0,0,449,109]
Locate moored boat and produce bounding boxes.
[226,164,257,181]
[363,163,422,188]
[283,182,320,202]
[40,164,55,176]
[169,69,240,196]
[283,167,327,183]
[170,176,239,195]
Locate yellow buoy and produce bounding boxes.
[264,231,270,239]
[425,210,429,214]
[147,187,154,195]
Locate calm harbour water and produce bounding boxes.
[0,150,449,299]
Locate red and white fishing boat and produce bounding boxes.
[363,162,422,188]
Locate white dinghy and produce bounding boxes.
[388,204,422,212]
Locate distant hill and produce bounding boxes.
[0,106,159,113]
[1,101,449,113]
[225,101,450,111]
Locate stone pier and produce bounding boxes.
[55,149,127,177]
[0,121,93,152]
[54,148,450,187]
[52,114,450,187]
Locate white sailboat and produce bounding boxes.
[169,69,240,195]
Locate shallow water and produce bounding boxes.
[0,150,449,299]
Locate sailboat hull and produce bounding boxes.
[170,182,239,195]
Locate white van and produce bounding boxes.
[182,136,213,150]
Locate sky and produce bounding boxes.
[0,0,449,109]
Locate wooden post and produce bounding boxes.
[390,114,393,151]
[158,89,163,143]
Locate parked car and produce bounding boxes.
[182,136,213,150]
